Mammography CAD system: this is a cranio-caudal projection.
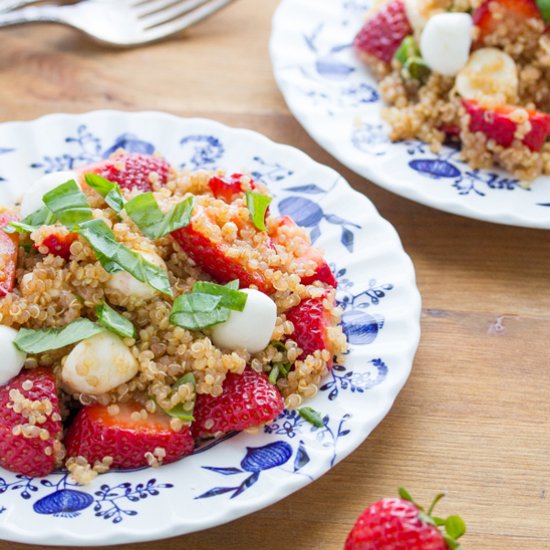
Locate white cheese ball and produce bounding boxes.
[210,289,277,354]
[420,13,473,76]
[61,331,138,395]
[106,250,166,301]
[0,326,27,385]
[20,170,79,219]
[456,47,518,103]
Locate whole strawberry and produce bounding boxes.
[345,488,466,550]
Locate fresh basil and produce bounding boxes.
[192,281,247,312]
[225,280,240,290]
[268,362,291,384]
[298,406,325,428]
[96,301,136,339]
[14,318,104,354]
[77,219,172,296]
[84,174,125,213]
[394,35,419,64]
[42,180,93,227]
[124,193,194,239]
[169,293,230,330]
[245,191,272,231]
[3,206,56,235]
[164,373,196,421]
[537,0,550,21]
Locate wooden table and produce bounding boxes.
[1,1,550,548]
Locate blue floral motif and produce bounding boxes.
[179,134,224,169]
[0,474,39,500]
[0,147,14,182]
[250,155,294,183]
[351,123,389,157]
[264,409,305,439]
[196,441,293,499]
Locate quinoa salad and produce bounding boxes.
[354,0,550,181]
[0,151,347,483]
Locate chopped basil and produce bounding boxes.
[394,35,419,64]
[268,361,291,384]
[84,174,125,213]
[225,279,240,290]
[169,293,230,330]
[77,219,172,296]
[96,301,136,339]
[298,406,325,428]
[192,281,247,312]
[124,193,194,239]
[402,57,431,83]
[245,190,272,231]
[164,373,196,421]
[13,318,103,354]
[42,180,93,227]
[537,0,550,22]
[3,206,56,235]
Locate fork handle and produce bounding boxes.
[0,5,65,26]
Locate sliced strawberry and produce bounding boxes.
[0,368,62,477]
[208,173,256,201]
[172,203,273,294]
[34,229,78,261]
[0,214,18,297]
[285,295,335,368]
[473,0,543,43]
[192,368,284,438]
[463,99,550,151]
[354,0,412,64]
[81,152,171,192]
[64,401,194,470]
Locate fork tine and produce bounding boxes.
[139,0,213,28]
[133,0,180,17]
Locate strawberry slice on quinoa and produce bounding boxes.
[208,173,256,201]
[81,152,171,192]
[192,368,284,438]
[0,213,18,297]
[0,368,63,477]
[32,226,78,261]
[64,401,195,470]
[462,99,550,151]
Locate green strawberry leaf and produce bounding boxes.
[445,515,466,539]
[443,534,463,550]
[398,487,414,502]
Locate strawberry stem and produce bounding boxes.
[427,492,446,515]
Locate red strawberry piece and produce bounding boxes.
[81,153,171,192]
[192,368,284,438]
[285,295,335,368]
[0,214,18,297]
[64,401,194,470]
[208,173,256,201]
[0,368,62,477]
[345,489,466,550]
[473,0,543,42]
[463,99,550,151]
[354,0,412,64]
[300,254,338,288]
[35,231,78,261]
[172,204,273,293]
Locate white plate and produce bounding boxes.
[0,111,420,546]
[270,0,550,229]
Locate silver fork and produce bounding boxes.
[0,0,237,46]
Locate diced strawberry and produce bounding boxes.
[0,368,62,477]
[285,295,335,368]
[208,173,256,201]
[463,99,550,151]
[64,401,194,470]
[34,230,78,261]
[172,204,273,294]
[473,0,543,43]
[81,152,171,192]
[354,0,412,64]
[192,368,284,438]
[0,214,18,297]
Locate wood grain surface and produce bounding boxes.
[1,0,550,548]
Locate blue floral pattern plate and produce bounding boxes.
[270,0,550,229]
[0,111,420,546]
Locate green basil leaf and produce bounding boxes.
[42,180,93,228]
[84,174,125,213]
[394,35,419,64]
[14,318,103,354]
[192,281,247,312]
[268,364,280,385]
[268,362,291,384]
[169,293,230,330]
[77,219,173,296]
[536,0,550,22]
[96,301,136,339]
[3,206,56,234]
[164,373,196,421]
[225,279,240,290]
[245,190,272,231]
[298,406,325,428]
[125,193,194,239]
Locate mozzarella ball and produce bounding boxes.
[420,13,473,76]
[20,171,79,219]
[0,326,27,385]
[106,250,166,302]
[210,289,277,354]
[456,47,518,103]
[61,331,138,395]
